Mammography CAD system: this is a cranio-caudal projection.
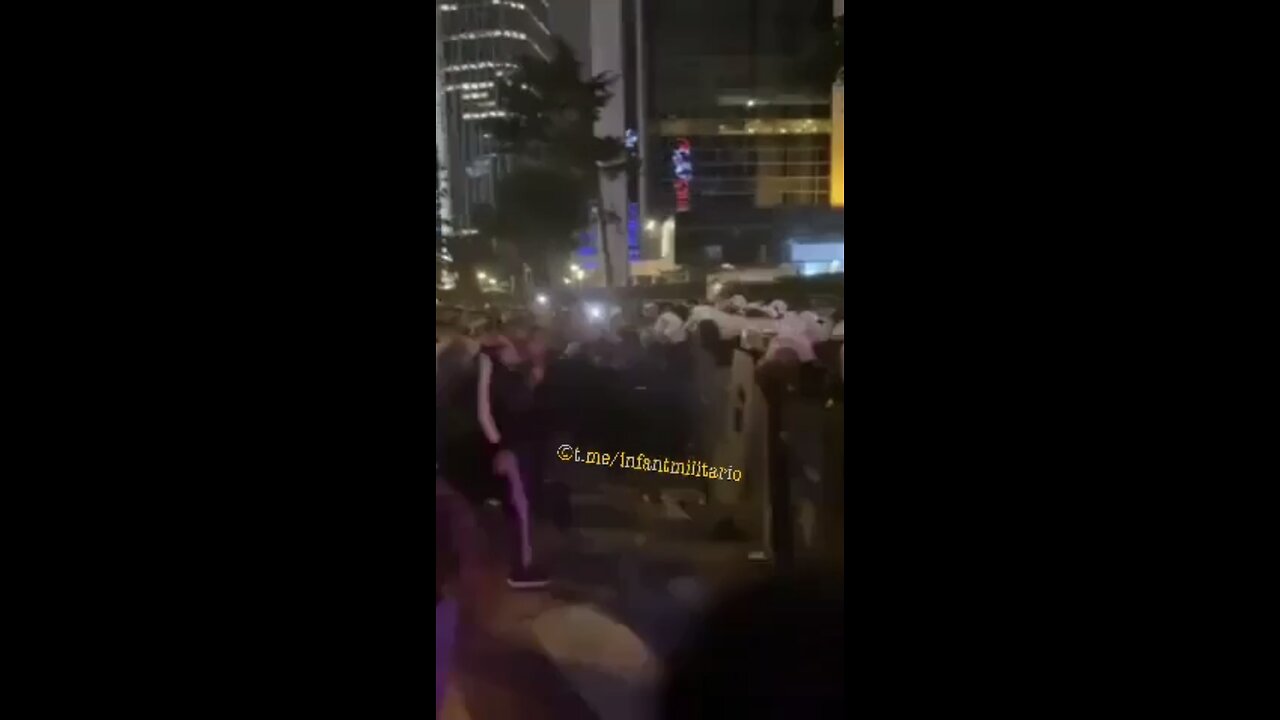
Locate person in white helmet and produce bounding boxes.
[652,302,689,345]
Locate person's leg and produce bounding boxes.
[521,443,555,567]
[524,444,545,527]
[505,472,533,568]
[500,448,548,588]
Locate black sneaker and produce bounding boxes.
[507,564,551,590]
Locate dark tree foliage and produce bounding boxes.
[798,11,845,90]
[483,37,630,287]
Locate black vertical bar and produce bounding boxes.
[764,379,794,571]
[822,394,844,567]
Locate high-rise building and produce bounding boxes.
[638,0,838,268]
[436,4,452,276]
[438,0,553,231]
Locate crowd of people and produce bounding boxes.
[435,294,845,589]
[437,300,680,590]
[435,293,847,717]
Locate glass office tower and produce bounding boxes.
[438,0,553,231]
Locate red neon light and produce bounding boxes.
[674,180,690,212]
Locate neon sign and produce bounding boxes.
[674,180,690,212]
[672,138,692,213]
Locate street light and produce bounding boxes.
[563,277,572,285]
[645,219,657,232]
[569,263,581,273]
[476,271,487,280]
[574,268,586,281]
[536,293,548,305]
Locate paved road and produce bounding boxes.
[438,456,768,719]
[439,546,659,720]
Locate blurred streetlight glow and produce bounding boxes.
[563,277,572,285]
[536,293,548,305]
[569,263,581,273]
[574,268,585,280]
[476,271,487,280]
[645,219,657,231]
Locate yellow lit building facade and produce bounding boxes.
[642,0,842,267]
[832,84,843,208]
[831,0,844,208]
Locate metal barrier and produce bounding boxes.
[540,336,845,568]
[695,338,845,568]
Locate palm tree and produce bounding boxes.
[483,38,630,287]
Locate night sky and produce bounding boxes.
[548,0,590,70]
